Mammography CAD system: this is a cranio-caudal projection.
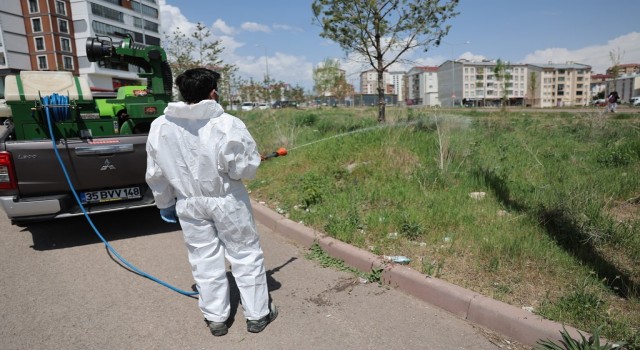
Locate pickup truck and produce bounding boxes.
[0,35,172,224]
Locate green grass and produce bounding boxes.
[244,107,640,347]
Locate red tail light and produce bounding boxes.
[0,151,17,190]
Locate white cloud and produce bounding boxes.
[158,0,195,35]
[241,22,271,33]
[459,51,486,62]
[212,19,235,36]
[523,32,640,73]
[273,24,303,33]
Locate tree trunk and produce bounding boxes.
[377,69,386,123]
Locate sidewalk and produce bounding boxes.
[251,199,586,348]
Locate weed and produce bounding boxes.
[596,141,636,167]
[536,326,625,350]
[400,212,424,240]
[294,112,318,127]
[297,171,328,208]
[421,257,445,277]
[305,243,358,274]
[366,268,384,284]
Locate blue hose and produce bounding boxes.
[42,96,198,297]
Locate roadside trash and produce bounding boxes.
[469,192,486,200]
[387,232,398,239]
[383,255,411,264]
[522,306,535,313]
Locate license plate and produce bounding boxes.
[80,187,142,204]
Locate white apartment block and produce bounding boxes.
[360,69,394,95]
[406,66,439,106]
[438,60,528,107]
[0,0,32,94]
[434,60,591,108]
[387,70,405,102]
[527,63,591,107]
[70,0,161,91]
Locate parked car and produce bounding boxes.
[257,102,269,110]
[241,102,255,111]
[631,97,640,106]
[272,100,298,109]
[591,99,607,107]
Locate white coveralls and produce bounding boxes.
[145,99,268,323]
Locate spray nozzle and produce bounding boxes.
[261,147,288,161]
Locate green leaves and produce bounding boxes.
[536,326,624,350]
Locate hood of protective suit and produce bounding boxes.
[164,100,224,120]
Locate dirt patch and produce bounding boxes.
[609,199,640,223]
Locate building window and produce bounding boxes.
[58,19,69,33]
[32,18,42,32]
[34,37,45,51]
[131,1,159,18]
[144,19,159,33]
[29,0,39,13]
[63,56,73,70]
[61,37,71,52]
[91,3,124,22]
[37,55,48,70]
[55,0,67,15]
[93,20,131,37]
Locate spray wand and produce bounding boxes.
[261,147,288,161]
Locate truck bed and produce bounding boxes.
[0,124,155,224]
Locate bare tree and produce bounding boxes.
[163,23,236,103]
[312,0,459,123]
[608,48,625,78]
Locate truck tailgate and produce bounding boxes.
[7,136,149,197]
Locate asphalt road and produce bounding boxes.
[0,207,513,350]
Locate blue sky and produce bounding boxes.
[160,0,640,92]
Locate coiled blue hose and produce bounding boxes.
[42,95,198,297]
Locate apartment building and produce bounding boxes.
[606,63,640,77]
[590,73,612,98]
[387,70,405,103]
[0,0,161,94]
[70,0,161,91]
[406,66,439,106]
[0,1,31,95]
[360,69,396,95]
[438,60,529,107]
[605,73,640,103]
[527,63,591,107]
[0,0,78,95]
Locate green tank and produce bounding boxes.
[3,34,172,140]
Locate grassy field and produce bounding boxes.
[240,106,640,347]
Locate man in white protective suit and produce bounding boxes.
[145,68,277,336]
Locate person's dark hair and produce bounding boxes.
[175,68,220,104]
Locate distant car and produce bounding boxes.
[257,103,269,110]
[591,99,607,107]
[241,102,255,111]
[631,97,640,106]
[272,100,298,109]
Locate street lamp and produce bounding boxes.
[255,44,270,103]
[442,41,470,107]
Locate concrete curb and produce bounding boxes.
[251,199,587,347]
